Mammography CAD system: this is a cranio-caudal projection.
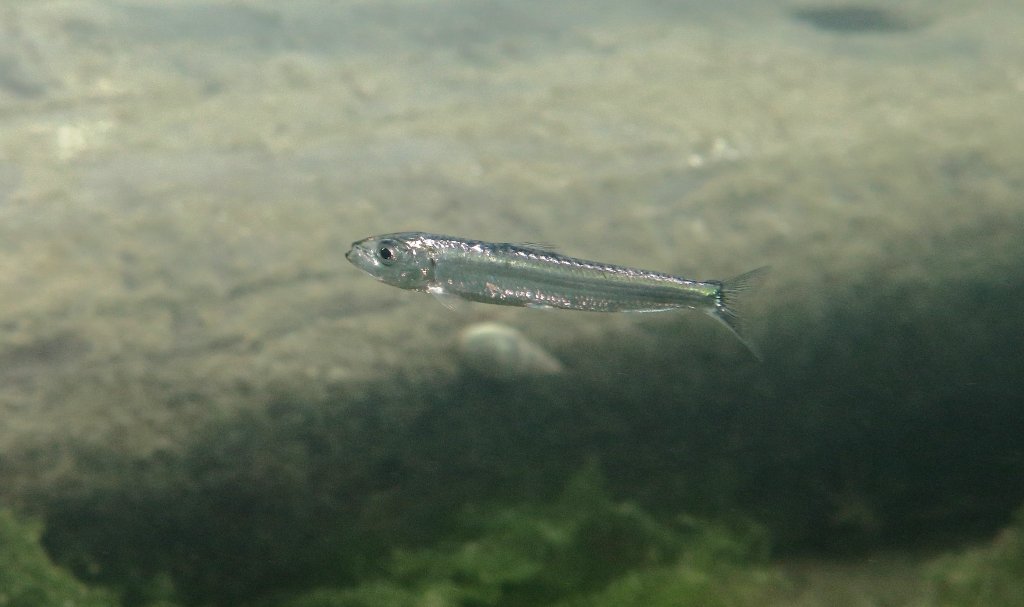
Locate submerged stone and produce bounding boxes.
[458,322,563,380]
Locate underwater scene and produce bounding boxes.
[1,0,1023,605]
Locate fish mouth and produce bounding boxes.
[345,240,364,262]
[345,242,375,270]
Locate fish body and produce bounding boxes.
[346,232,767,357]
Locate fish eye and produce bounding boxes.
[377,241,398,265]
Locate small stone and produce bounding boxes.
[457,322,563,380]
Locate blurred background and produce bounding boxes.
[1,1,1022,605]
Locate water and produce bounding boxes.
[1,1,1022,605]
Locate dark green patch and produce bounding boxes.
[0,508,118,607]
[926,507,1024,606]
[791,6,921,33]
[279,466,778,607]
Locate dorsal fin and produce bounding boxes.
[510,241,558,253]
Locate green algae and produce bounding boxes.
[280,584,418,607]
[278,465,779,607]
[0,508,117,607]
[924,507,1024,607]
[553,565,781,607]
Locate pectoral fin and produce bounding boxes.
[428,286,468,311]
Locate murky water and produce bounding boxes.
[1,1,1022,605]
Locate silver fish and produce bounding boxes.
[346,232,767,358]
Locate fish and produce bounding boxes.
[346,232,768,358]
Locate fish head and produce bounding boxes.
[346,232,435,291]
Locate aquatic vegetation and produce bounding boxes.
[280,584,417,607]
[0,508,117,607]
[924,506,1024,606]
[280,465,779,607]
[553,564,781,607]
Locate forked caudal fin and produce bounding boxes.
[707,266,770,361]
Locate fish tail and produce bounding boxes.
[707,266,770,361]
